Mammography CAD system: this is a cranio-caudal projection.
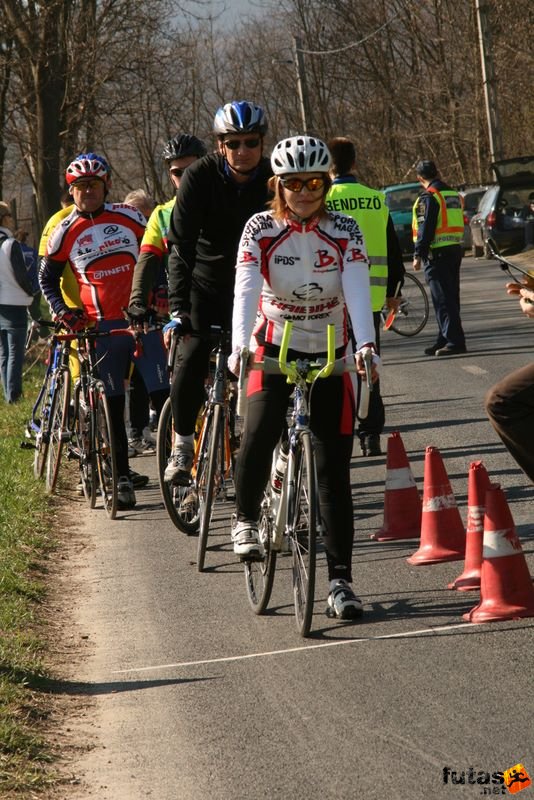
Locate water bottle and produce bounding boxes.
[271,443,288,496]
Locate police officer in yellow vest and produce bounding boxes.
[327,137,405,457]
[412,160,466,356]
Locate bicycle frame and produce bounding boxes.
[241,322,357,636]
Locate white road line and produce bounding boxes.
[112,622,480,674]
[462,365,488,375]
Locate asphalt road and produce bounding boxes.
[56,256,534,800]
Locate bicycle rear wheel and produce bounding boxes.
[197,404,223,572]
[389,272,429,336]
[289,431,317,637]
[33,371,53,479]
[45,369,70,493]
[244,491,277,614]
[157,397,200,535]
[72,381,97,508]
[94,383,117,519]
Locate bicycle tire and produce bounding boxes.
[289,431,317,637]
[156,397,200,535]
[45,368,70,493]
[94,383,118,519]
[72,382,97,508]
[33,371,54,479]
[197,403,223,572]
[244,491,277,614]
[389,272,429,337]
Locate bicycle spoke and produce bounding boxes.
[389,272,429,337]
[157,398,201,534]
[45,370,70,493]
[244,493,277,614]
[95,386,117,519]
[289,432,317,637]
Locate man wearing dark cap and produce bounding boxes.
[412,160,466,356]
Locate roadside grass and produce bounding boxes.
[0,358,59,795]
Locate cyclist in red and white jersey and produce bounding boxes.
[230,136,377,621]
[39,153,151,510]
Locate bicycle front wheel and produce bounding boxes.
[45,369,71,493]
[33,371,54,479]
[72,381,97,508]
[197,404,223,572]
[289,431,317,637]
[157,397,200,535]
[244,491,277,614]
[389,271,429,337]
[94,384,117,519]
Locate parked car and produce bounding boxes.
[459,185,490,251]
[469,156,534,257]
[382,181,421,257]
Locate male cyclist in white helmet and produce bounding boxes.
[164,101,272,484]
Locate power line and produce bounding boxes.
[297,5,406,57]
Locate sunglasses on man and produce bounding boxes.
[169,168,187,178]
[223,138,261,151]
[280,176,326,193]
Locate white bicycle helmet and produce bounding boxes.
[213,101,268,137]
[65,152,111,185]
[271,136,331,175]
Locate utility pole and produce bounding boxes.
[474,0,503,170]
[293,36,313,133]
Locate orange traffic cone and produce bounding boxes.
[463,486,534,623]
[448,461,492,591]
[371,432,421,541]
[407,446,465,565]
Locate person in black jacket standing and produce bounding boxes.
[164,100,272,484]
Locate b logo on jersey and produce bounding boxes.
[346,247,367,262]
[314,249,336,268]
[240,250,256,264]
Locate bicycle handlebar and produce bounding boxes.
[237,322,368,417]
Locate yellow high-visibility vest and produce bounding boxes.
[412,188,464,249]
[326,181,389,311]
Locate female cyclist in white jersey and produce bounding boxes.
[229,136,378,621]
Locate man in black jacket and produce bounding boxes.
[164,100,272,483]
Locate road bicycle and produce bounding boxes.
[24,320,72,493]
[157,325,240,570]
[380,271,429,336]
[67,326,137,518]
[238,322,364,637]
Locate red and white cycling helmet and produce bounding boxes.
[65,152,111,185]
[271,136,331,175]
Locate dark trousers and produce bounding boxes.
[357,310,384,437]
[170,285,233,435]
[424,246,465,348]
[485,363,534,484]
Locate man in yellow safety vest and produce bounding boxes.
[327,137,405,457]
[412,160,466,356]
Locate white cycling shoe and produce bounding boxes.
[326,579,363,620]
[232,520,263,560]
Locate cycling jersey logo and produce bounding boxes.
[274,255,299,265]
[240,250,256,264]
[314,249,336,269]
[78,233,93,246]
[103,224,119,235]
[346,247,367,262]
[293,283,323,301]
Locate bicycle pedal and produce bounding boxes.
[20,441,36,450]
[240,551,264,563]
